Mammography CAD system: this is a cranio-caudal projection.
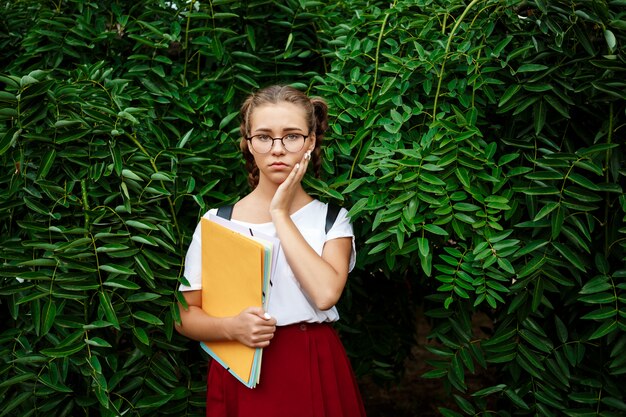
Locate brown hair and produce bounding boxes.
[239,85,329,189]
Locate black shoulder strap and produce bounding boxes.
[325,203,341,235]
[218,203,337,232]
[216,204,233,220]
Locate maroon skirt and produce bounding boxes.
[206,322,367,417]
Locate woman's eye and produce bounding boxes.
[284,134,299,141]
[256,135,272,142]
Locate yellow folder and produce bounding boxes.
[200,218,267,388]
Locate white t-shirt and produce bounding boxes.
[179,199,356,326]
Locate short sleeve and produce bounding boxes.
[178,209,217,291]
[325,207,357,272]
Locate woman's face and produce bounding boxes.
[247,102,315,185]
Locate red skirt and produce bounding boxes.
[206,323,367,417]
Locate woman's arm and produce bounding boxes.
[269,156,352,311]
[274,216,352,310]
[175,290,276,348]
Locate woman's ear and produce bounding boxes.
[307,134,316,151]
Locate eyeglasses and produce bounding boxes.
[246,134,309,154]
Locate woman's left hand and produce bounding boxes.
[269,151,310,216]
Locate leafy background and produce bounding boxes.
[1,0,625,416]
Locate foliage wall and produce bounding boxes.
[321,1,626,416]
[1,0,625,416]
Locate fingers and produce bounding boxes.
[248,321,276,347]
[246,306,266,317]
[298,150,311,176]
[236,307,277,348]
[275,151,311,201]
[246,307,276,323]
[285,152,309,186]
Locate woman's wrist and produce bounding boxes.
[221,316,235,341]
[269,208,290,222]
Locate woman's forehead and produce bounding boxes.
[250,102,308,131]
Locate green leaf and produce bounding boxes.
[41,300,57,335]
[133,327,150,345]
[0,373,37,388]
[99,264,135,275]
[588,320,618,340]
[552,242,586,272]
[133,310,164,325]
[455,168,471,188]
[122,169,144,181]
[555,316,568,343]
[505,388,530,410]
[534,100,546,135]
[416,237,429,257]
[519,329,553,353]
[579,276,612,294]
[533,202,560,222]
[472,384,506,396]
[131,234,159,246]
[0,392,32,417]
[522,186,560,195]
[516,352,544,379]
[0,127,22,156]
[98,291,119,329]
[420,172,446,186]
[135,394,174,408]
[516,64,549,73]
[499,84,521,108]
[103,278,141,290]
[38,149,57,179]
[438,408,463,417]
[151,172,175,181]
[517,255,546,278]
[602,396,626,411]
[604,30,617,50]
[420,252,432,277]
[568,173,600,191]
[86,337,113,348]
[535,387,564,409]
[544,94,570,118]
[569,392,598,404]
[578,143,620,156]
[579,292,617,304]
[532,277,544,312]
[527,170,566,181]
[453,394,475,414]
[497,257,515,274]
[453,203,480,212]
[41,342,84,358]
[516,239,549,256]
[581,307,617,320]
[424,224,449,236]
[96,243,130,253]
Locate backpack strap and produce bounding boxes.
[216,204,234,220]
[217,203,338,233]
[325,203,341,235]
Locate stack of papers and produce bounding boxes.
[200,214,279,388]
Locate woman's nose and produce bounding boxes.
[270,139,286,154]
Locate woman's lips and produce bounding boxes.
[270,162,288,169]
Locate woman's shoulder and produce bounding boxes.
[305,199,348,215]
[200,207,219,219]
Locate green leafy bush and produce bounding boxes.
[0,0,328,415]
[313,0,626,414]
[1,0,625,416]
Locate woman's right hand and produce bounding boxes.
[226,307,277,348]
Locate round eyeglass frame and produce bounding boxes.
[245,134,309,154]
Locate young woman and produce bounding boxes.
[176,85,366,416]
